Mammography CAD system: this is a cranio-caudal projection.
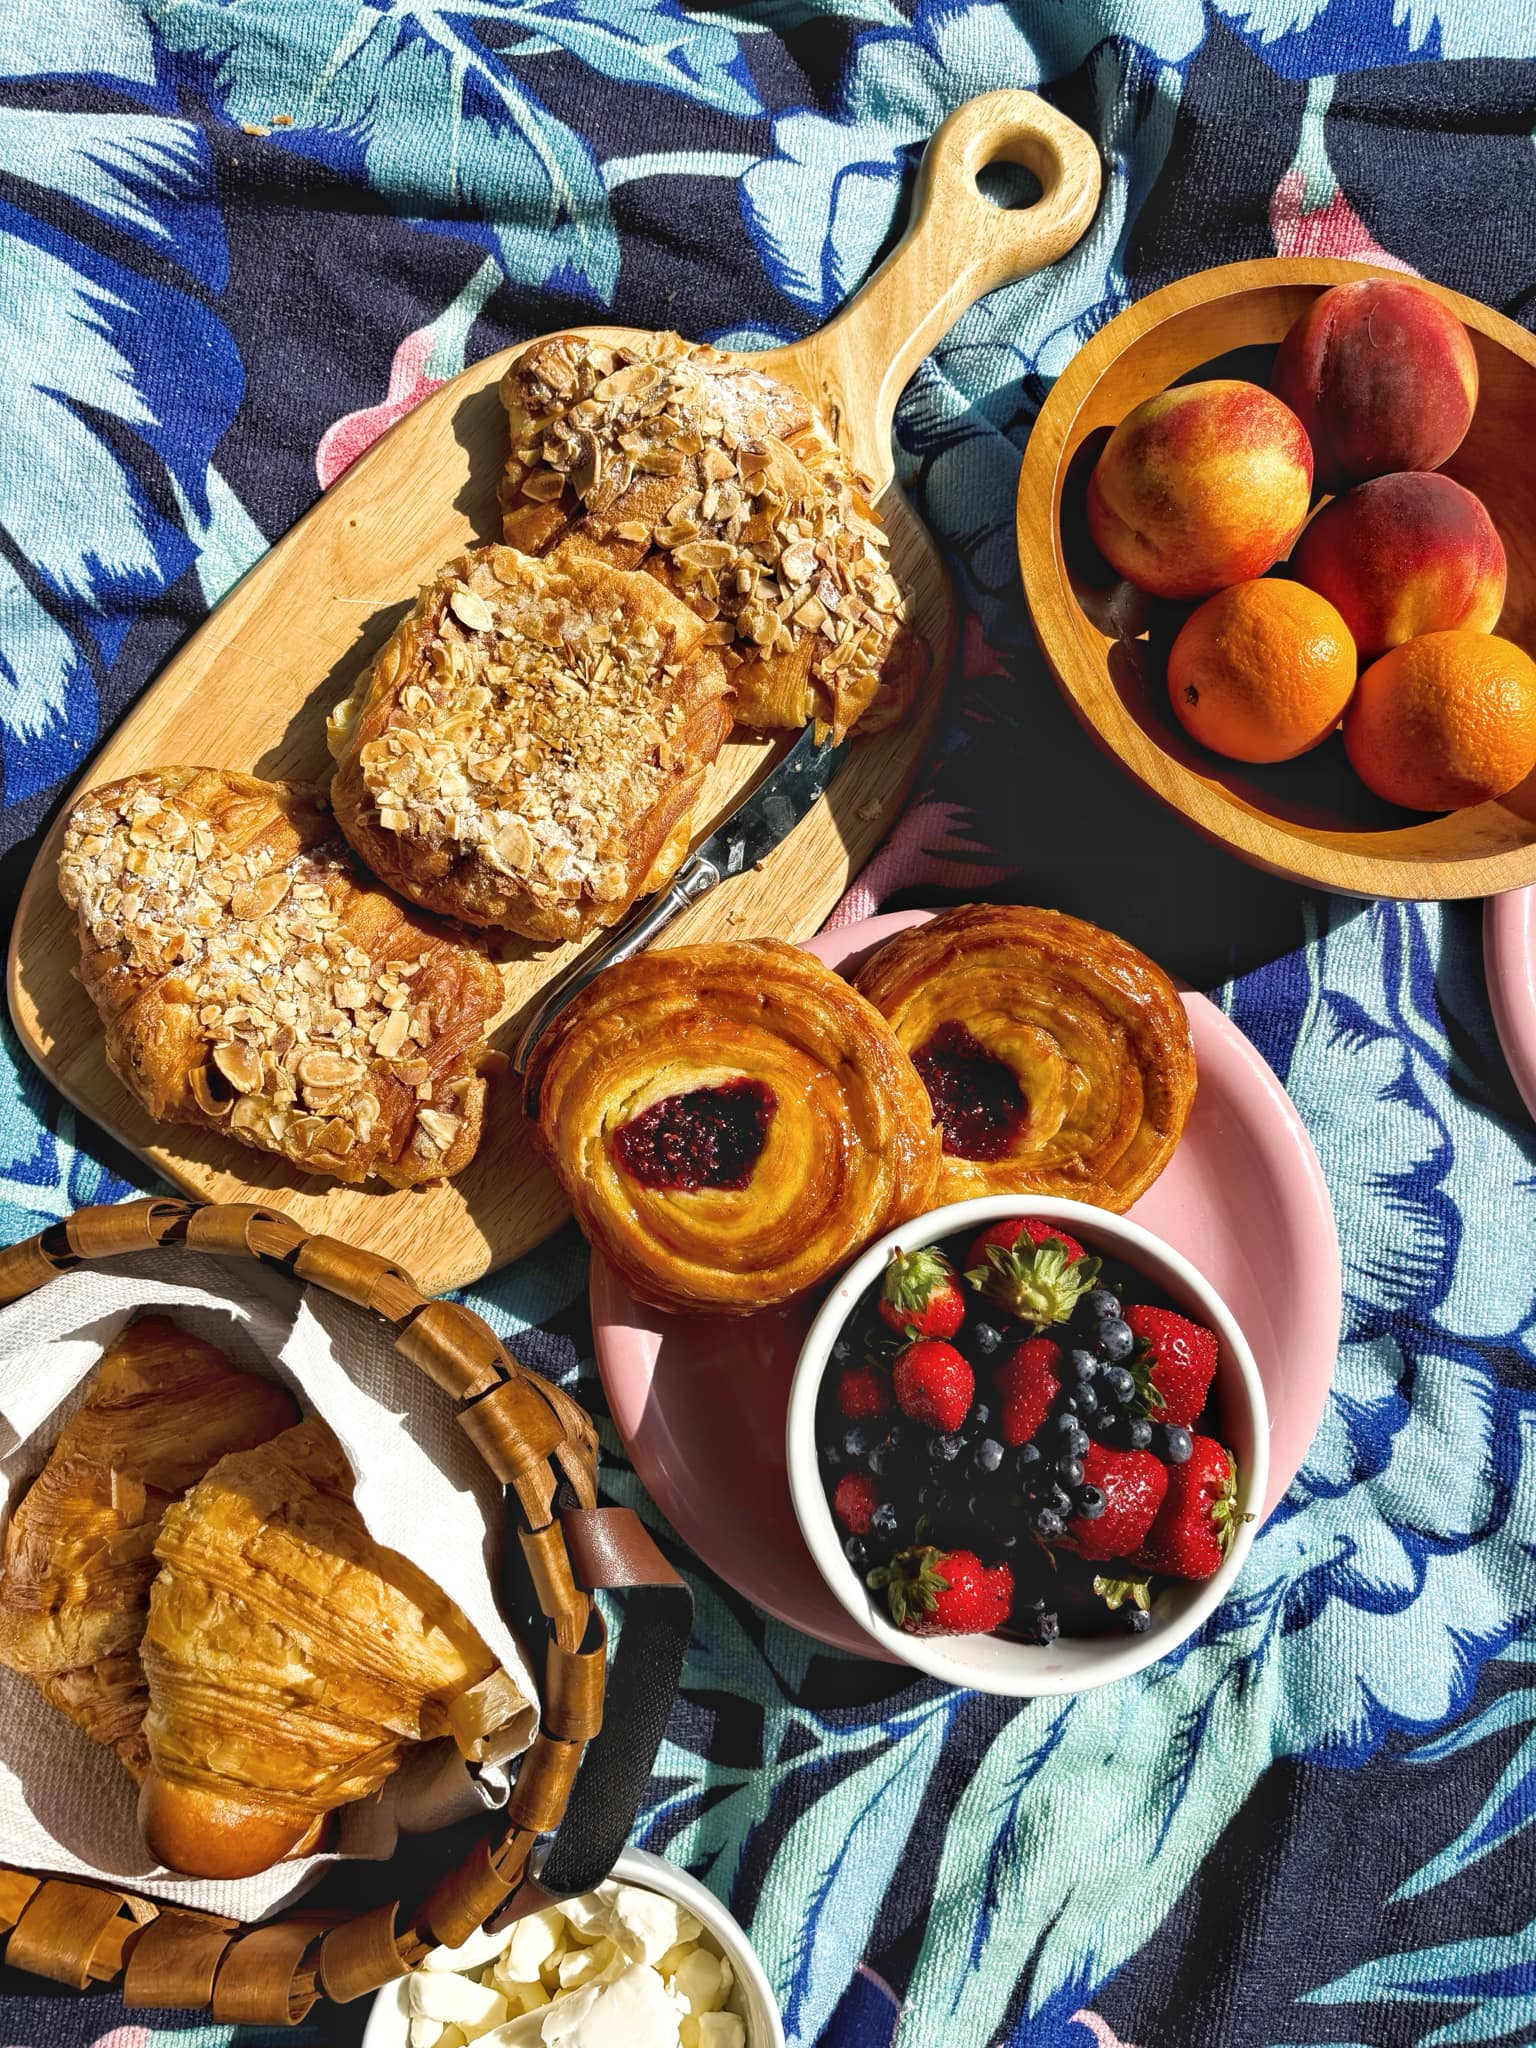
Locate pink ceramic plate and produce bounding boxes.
[1484,888,1536,1125]
[590,910,1342,1658]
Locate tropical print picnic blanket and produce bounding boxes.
[2,4,1536,2045]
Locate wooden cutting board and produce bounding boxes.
[7,91,1099,1294]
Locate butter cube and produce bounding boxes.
[558,1937,617,1990]
[559,1888,616,1942]
[680,2014,746,2048]
[480,2011,547,2047]
[493,1978,550,2019]
[410,2021,445,2048]
[673,1948,728,2014]
[422,1926,508,1974]
[410,1972,507,2030]
[499,1907,564,1984]
[608,1883,701,1965]
[541,1964,684,2048]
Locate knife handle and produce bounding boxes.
[512,853,722,1090]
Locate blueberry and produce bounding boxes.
[929,1432,963,1464]
[1056,1456,1084,1490]
[1103,1366,1136,1404]
[1082,1287,1120,1324]
[972,1321,1003,1357]
[819,1438,845,1472]
[868,1502,900,1548]
[1067,1347,1098,1382]
[1047,1483,1074,1518]
[843,1420,878,1460]
[1052,1411,1080,1438]
[974,1437,1005,1474]
[831,1332,855,1364]
[1123,1607,1153,1635]
[1016,1441,1041,1469]
[1033,1507,1065,1539]
[1158,1423,1194,1466]
[997,1528,1019,1552]
[1073,1384,1099,1420]
[1126,1419,1153,1452]
[1075,1484,1106,1520]
[969,1401,992,1432]
[1099,1318,1135,1362]
[1020,1606,1060,1647]
[844,1536,870,1569]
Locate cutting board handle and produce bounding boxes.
[766,89,1101,493]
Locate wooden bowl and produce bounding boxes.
[1017,258,1536,899]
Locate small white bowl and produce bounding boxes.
[362,1846,784,2048]
[785,1194,1269,1695]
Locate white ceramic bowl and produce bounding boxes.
[785,1195,1269,1695]
[362,1846,784,2048]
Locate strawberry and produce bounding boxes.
[993,1336,1062,1447]
[877,1245,966,1339]
[892,1339,974,1434]
[832,1471,880,1535]
[868,1546,1013,1636]
[1061,1442,1168,1562]
[1135,1435,1248,1580]
[965,1219,1099,1330]
[835,1364,892,1421]
[966,1216,1088,1269]
[1124,1305,1218,1426]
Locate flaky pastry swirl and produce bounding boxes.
[529,940,941,1314]
[854,905,1195,1211]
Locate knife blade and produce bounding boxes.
[513,720,849,1089]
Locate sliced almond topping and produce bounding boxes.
[449,586,494,632]
[414,1107,463,1151]
[297,1048,363,1092]
[189,1065,233,1118]
[373,1009,410,1060]
[212,1042,263,1095]
[519,468,568,503]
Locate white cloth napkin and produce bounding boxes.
[0,1248,538,1919]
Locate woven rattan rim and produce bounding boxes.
[0,1197,609,2023]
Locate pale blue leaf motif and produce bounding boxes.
[6,0,157,88]
[0,114,243,804]
[148,0,765,301]
[1300,1919,1536,2047]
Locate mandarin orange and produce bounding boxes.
[1166,578,1357,763]
[1342,630,1536,810]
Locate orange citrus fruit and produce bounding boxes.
[1342,629,1536,811]
[1166,578,1357,763]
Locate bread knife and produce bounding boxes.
[513,719,849,1096]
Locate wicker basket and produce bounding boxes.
[0,1197,692,2025]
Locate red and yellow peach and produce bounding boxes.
[1271,278,1478,494]
[1291,471,1505,660]
[1085,380,1314,600]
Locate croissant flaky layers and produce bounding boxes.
[854,904,1197,1211]
[138,1413,505,1881]
[57,767,503,1185]
[529,939,942,1314]
[0,1316,297,1781]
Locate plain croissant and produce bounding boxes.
[139,1414,516,1879]
[0,1315,297,1780]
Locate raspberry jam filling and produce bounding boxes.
[612,1078,777,1192]
[912,1021,1028,1162]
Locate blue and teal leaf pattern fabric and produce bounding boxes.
[3,4,1536,2046]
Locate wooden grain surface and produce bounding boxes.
[1018,257,1536,901]
[7,91,1101,1295]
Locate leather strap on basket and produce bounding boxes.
[0,1199,694,2021]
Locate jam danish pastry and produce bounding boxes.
[58,767,502,1186]
[328,543,732,943]
[529,939,941,1314]
[498,330,927,742]
[854,904,1195,1211]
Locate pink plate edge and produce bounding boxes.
[1484,887,1536,1126]
[591,907,1342,1645]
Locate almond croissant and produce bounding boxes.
[139,1415,520,1880]
[0,1315,297,1780]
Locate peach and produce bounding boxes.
[1291,471,1505,660]
[1271,278,1477,493]
[1085,380,1314,600]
